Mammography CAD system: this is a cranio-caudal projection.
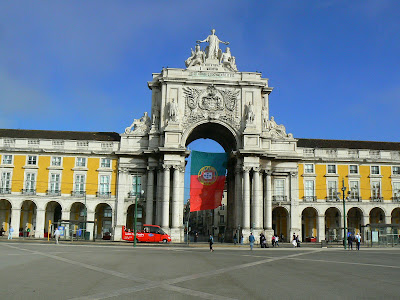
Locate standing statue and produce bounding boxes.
[197,29,229,60]
[169,99,179,122]
[185,44,206,68]
[246,102,255,124]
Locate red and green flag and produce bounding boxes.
[189,150,228,212]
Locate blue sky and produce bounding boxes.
[1,1,399,200]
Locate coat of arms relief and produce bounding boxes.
[182,85,241,130]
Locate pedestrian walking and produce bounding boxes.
[296,235,301,247]
[240,234,244,245]
[249,232,255,250]
[208,234,214,252]
[272,235,275,247]
[8,226,14,240]
[355,233,361,250]
[54,227,61,244]
[275,235,279,247]
[292,236,297,247]
[233,233,238,245]
[347,233,353,250]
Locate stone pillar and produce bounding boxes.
[10,207,21,238]
[235,168,242,230]
[86,211,95,240]
[178,167,185,241]
[385,215,391,225]
[171,166,180,228]
[265,172,272,230]
[252,168,262,230]
[289,172,301,240]
[61,209,70,238]
[114,168,129,241]
[145,167,155,224]
[318,215,325,242]
[161,164,171,228]
[242,167,251,230]
[155,168,163,225]
[34,209,45,238]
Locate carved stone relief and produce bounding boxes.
[182,85,240,130]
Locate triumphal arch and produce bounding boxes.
[116,30,299,242]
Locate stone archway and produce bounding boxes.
[392,208,400,225]
[272,207,289,242]
[348,207,363,234]
[0,199,11,232]
[370,207,385,225]
[126,203,145,231]
[302,207,318,242]
[95,203,112,239]
[45,201,62,229]
[20,200,37,237]
[325,207,341,242]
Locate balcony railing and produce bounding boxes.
[303,196,317,202]
[22,189,36,195]
[326,196,340,202]
[71,191,86,197]
[96,191,111,198]
[0,187,11,194]
[272,196,288,202]
[371,197,383,202]
[348,196,362,202]
[46,190,61,196]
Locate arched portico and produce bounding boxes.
[370,207,385,225]
[20,200,37,237]
[302,207,318,242]
[0,199,11,232]
[348,207,363,234]
[45,201,62,229]
[325,207,341,242]
[126,203,144,230]
[272,207,289,241]
[392,208,400,225]
[95,203,112,239]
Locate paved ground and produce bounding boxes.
[1,241,400,300]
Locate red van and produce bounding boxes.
[122,225,171,243]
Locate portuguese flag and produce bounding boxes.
[190,151,228,212]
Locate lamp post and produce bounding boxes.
[133,173,145,248]
[341,178,347,250]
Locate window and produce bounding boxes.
[348,150,358,158]
[27,155,37,165]
[371,181,381,200]
[349,165,358,174]
[393,182,400,200]
[349,181,359,200]
[304,164,314,173]
[274,179,285,200]
[2,155,12,165]
[393,166,400,175]
[4,139,15,147]
[25,173,36,192]
[101,158,111,168]
[0,172,11,193]
[371,166,380,175]
[220,204,225,210]
[131,175,142,196]
[51,157,62,166]
[304,180,315,200]
[28,140,39,146]
[327,181,338,200]
[52,140,64,148]
[327,165,336,174]
[99,175,110,195]
[75,174,85,193]
[49,173,61,193]
[76,157,87,167]
[101,142,113,150]
[220,215,225,224]
[304,149,314,156]
[77,141,89,148]
[104,207,112,218]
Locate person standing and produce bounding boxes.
[355,233,361,250]
[54,227,61,245]
[272,235,275,247]
[240,234,244,245]
[275,235,280,247]
[233,233,238,245]
[8,226,14,240]
[347,233,353,250]
[249,232,255,250]
[208,234,214,252]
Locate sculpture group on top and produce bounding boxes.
[185,29,238,72]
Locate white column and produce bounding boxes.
[385,215,391,225]
[10,207,21,238]
[242,167,250,229]
[235,168,242,229]
[145,167,155,224]
[34,209,45,238]
[178,167,185,228]
[86,211,95,240]
[161,164,170,228]
[61,210,70,238]
[318,215,325,242]
[155,168,163,225]
[253,168,262,229]
[114,169,129,241]
[171,166,180,228]
[265,172,272,230]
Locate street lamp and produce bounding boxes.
[341,178,347,250]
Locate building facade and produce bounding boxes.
[1,30,399,242]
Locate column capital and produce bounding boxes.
[243,166,251,173]
[253,167,260,173]
[162,164,171,171]
[290,172,298,177]
[147,166,156,172]
[118,167,130,174]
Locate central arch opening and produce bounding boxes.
[184,122,238,243]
